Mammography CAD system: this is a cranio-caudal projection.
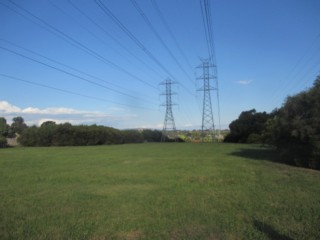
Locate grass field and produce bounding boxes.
[1,143,320,239]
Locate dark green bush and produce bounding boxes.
[0,136,7,148]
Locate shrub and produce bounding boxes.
[0,136,8,148]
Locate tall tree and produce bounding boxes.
[224,109,270,143]
[265,76,320,168]
[11,116,27,134]
[0,117,9,137]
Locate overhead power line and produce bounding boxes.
[0,38,156,104]
[66,0,165,80]
[94,0,195,97]
[2,0,157,90]
[0,45,156,105]
[94,0,173,79]
[0,73,155,110]
[268,34,320,107]
[131,0,194,85]
[200,0,216,63]
[150,0,194,70]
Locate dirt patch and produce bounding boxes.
[170,225,225,240]
[118,230,143,240]
[170,225,205,240]
[90,235,107,240]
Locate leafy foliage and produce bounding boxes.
[1,117,163,147]
[224,109,271,143]
[11,117,27,134]
[0,117,20,148]
[0,117,9,137]
[142,129,162,142]
[0,135,7,148]
[265,76,320,169]
[18,122,124,146]
[224,76,320,169]
[121,130,144,143]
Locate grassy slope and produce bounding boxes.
[0,143,319,239]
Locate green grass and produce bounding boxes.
[1,143,320,239]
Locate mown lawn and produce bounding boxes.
[0,143,319,239]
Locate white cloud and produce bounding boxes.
[0,101,21,113]
[0,100,128,127]
[135,123,163,129]
[108,107,125,112]
[235,80,252,85]
[21,107,92,115]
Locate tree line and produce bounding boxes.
[0,118,163,147]
[224,76,320,169]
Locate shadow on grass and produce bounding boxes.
[253,220,293,240]
[230,146,281,163]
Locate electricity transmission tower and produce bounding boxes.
[197,59,216,142]
[160,78,177,142]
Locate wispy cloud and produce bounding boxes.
[235,80,253,85]
[22,107,88,115]
[0,101,21,113]
[134,123,163,129]
[0,100,131,127]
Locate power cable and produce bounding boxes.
[3,0,157,90]
[48,0,133,65]
[0,38,157,104]
[150,0,194,70]
[0,45,157,105]
[268,34,320,107]
[66,0,165,80]
[94,0,196,97]
[0,73,156,110]
[131,0,194,86]
[200,0,212,60]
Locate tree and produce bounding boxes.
[224,109,270,143]
[0,135,7,148]
[41,121,56,128]
[121,130,144,143]
[11,116,27,134]
[18,126,38,146]
[38,121,57,146]
[0,117,9,137]
[18,122,124,147]
[265,76,320,169]
[142,129,162,142]
[52,123,74,146]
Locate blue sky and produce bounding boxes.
[1,0,320,129]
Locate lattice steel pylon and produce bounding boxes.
[160,78,177,142]
[197,59,216,142]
